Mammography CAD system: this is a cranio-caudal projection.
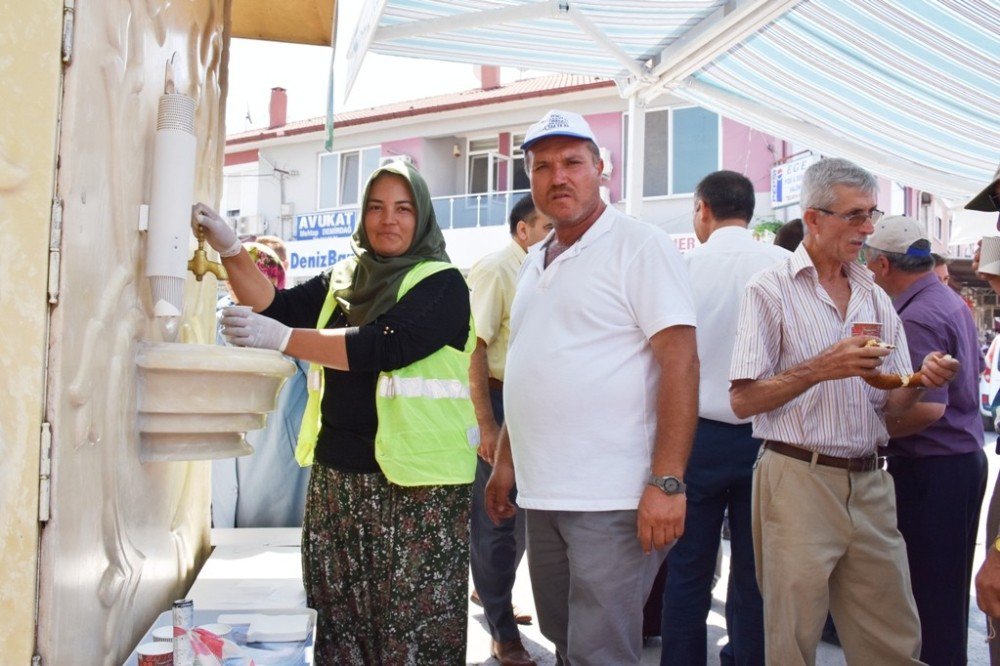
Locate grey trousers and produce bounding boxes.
[525,508,667,666]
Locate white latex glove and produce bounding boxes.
[192,202,242,257]
[220,306,292,352]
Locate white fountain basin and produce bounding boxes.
[137,342,297,461]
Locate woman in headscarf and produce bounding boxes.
[192,161,477,665]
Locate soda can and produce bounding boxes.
[136,641,173,665]
[171,598,195,666]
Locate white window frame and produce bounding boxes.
[466,136,505,195]
[316,144,380,211]
[621,105,723,201]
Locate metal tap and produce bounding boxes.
[187,230,227,281]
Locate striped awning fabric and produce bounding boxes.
[357,0,727,76]
[674,0,999,200]
[350,0,1000,200]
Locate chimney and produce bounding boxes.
[268,87,287,129]
[475,65,501,91]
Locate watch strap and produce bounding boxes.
[648,474,686,495]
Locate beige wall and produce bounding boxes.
[0,1,63,663]
[27,1,229,664]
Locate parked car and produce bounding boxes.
[980,336,1000,431]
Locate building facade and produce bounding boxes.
[223,73,970,284]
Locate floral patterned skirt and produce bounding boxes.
[302,464,471,665]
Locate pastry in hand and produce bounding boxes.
[860,338,922,389]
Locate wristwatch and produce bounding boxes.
[648,474,686,495]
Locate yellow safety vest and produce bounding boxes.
[295,261,478,486]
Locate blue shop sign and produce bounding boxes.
[293,210,358,240]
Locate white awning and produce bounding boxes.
[346,0,1000,204]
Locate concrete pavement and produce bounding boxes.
[466,433,998,665]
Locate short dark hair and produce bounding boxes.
[508,194,537,235]
[773,218,804,251]
[694,170,755,223]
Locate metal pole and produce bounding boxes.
[626,93,646,219]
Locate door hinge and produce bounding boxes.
[61,0,75,64]
[48,197,62,305]
[39,422,52,523]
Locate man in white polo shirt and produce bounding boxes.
[485,109,699,666]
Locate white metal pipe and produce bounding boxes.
[145,92,197,342]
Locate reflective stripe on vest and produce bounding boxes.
[295,260,477,487]
[377,376,471,400]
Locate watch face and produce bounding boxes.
[649,474,684,494]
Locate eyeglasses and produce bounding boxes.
[812,207,884,227]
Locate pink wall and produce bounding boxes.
[584,111,623,201]
[381,137,425,169]
[498,131,511,191]
[722,118,778,193]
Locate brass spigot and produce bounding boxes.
[188,230,227,281]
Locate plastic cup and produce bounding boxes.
[851,322,882,338]
[195,622,231,637]
[220,305,253,345]
[136,641,173,665]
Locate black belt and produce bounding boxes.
[764,440,884,472]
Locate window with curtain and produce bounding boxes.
[623,106,720,197]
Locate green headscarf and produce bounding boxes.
[328,161,450,326]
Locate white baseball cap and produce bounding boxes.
[520,110,597,151]
[865,215,931,257]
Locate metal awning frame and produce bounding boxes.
[346,0,996,217]
[346,0,806,219]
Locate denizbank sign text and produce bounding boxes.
[293,210,358,240]
[287,238,353,280]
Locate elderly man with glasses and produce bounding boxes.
[729,157,959,664]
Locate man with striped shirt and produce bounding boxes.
[729,158,959,665]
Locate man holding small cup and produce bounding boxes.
[729,158,960,664]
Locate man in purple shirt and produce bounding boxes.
[865,215,987,665]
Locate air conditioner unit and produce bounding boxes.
[379,154,415,168]
[238,214,262,236]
